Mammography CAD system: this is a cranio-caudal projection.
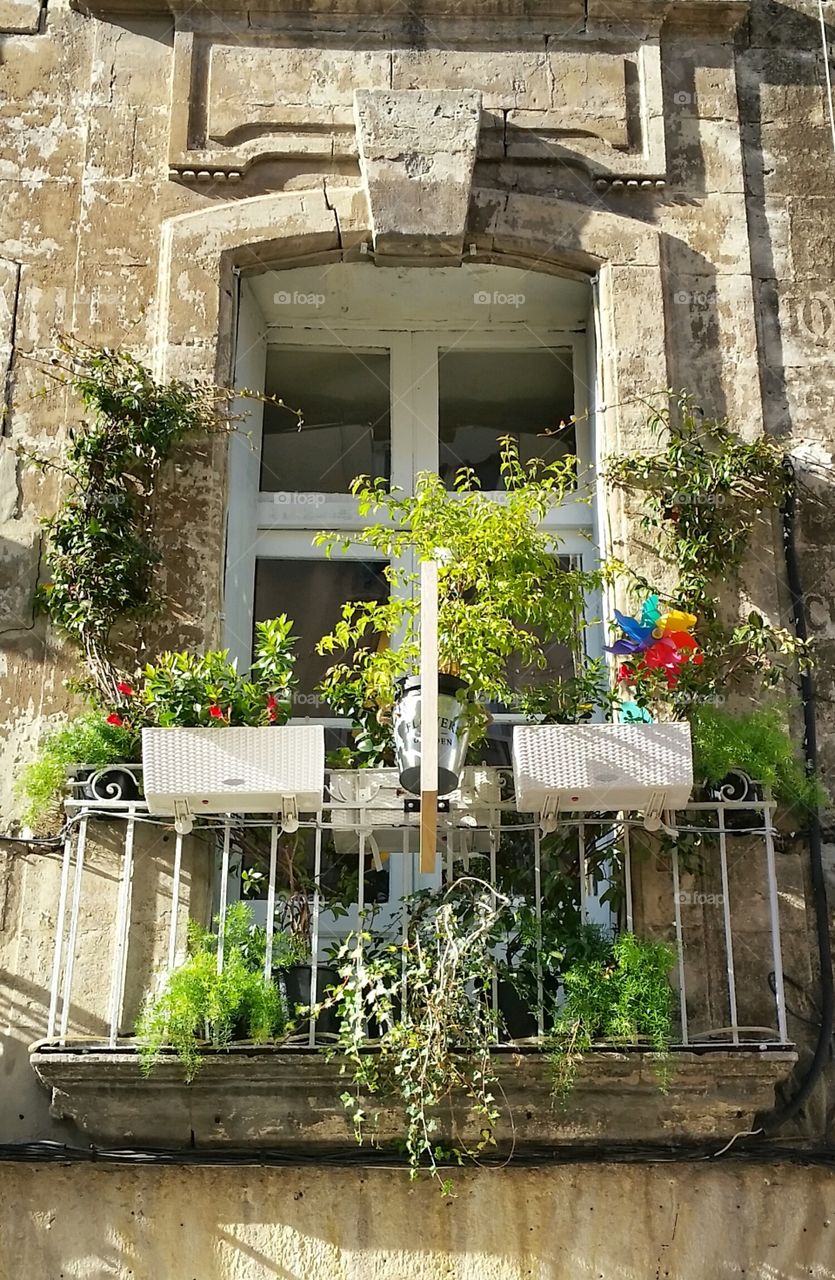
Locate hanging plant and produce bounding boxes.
[322,879,512,1194]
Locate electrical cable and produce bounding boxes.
[1,1139,834,1169]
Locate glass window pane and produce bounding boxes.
[253,557,389,716]
[261,347,391,493]
[438,348,575,490]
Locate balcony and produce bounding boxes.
[30,767,800,1152]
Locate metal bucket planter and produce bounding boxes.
[392,675,471,797]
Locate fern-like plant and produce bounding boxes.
[690,704,826,818]
[136,902,292,1080]
[16,711,140,830]
[549,930,676,1099]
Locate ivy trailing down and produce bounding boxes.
[29,339,237,703]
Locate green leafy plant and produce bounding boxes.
[518,657,620,725]
[606,394,813,716]
[136,902,295,1080]
[121,615,298,729]
[323,879,511,1193]
[29,339,242,703]
[606,394,788,601]
[16,711,140,829]
[690,704,826,817]
[316,437,603,760]
[549,929,676,1098]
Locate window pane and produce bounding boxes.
[253,557,389,716]
[438,348,575,489]
[261,347,391,493]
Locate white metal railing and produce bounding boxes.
[43,767,793,1051]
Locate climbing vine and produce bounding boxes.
[606,393,813,711]
[29,338,300,703]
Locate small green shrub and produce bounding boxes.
[549,930,676,1098]
[690,704,826,817]
[17,711,140,829]
[136,902,293,1080]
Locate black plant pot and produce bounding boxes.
[74,764,142,808]
[703,770,765,831]
[280,964,340,1035]
[497,980,539,1042]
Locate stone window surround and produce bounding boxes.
[154,184,667,653]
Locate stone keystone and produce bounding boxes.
[354,89,482,264]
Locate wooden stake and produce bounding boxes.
[419,558,438,875]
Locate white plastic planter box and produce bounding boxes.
[142,726,325,828]
[512,722,693,818]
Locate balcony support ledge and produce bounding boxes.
[31,1044,796,1150]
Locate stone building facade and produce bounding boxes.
[1,0,835,1276]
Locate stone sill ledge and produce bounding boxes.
[32,1045,796,1149]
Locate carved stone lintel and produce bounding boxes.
[354,90,482,265]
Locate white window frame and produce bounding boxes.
[224,287,598,684]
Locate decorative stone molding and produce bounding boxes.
[151,184,666,641]
[354,90,481,264]
[31,1045,796,1148]
[166,29,669,188]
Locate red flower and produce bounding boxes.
[265,694,277,709]
[106,713,123,727]
[267,705,277,722]
[116,682,135,697]
[209,704,224,720]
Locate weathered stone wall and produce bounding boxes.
[0,0,833,1199]
[2,1161,835,1280]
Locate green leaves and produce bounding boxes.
[549,930,676,1099]
[132,616,297,729]
[323,879,508,1191]
[16,711,140,829]
[690,704,827,817]
[316,437,602,752]
[136,902,294,1080]
[32,337,236,701]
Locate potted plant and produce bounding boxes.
[316,437,602,798]
[136,902,296,1080]
[548,927,677,1098]
[125,617,325,829]
[689,704,826,828]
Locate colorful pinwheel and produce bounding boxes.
[608,597,702,697]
